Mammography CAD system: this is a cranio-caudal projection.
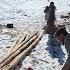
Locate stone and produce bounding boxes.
[7,24,13,28]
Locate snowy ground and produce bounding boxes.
[0,24,69,70]
[0,0,70,24]
[0,0,70,70]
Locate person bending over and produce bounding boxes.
[55,29,70,70]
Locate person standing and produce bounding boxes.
[55,29,70,70]
[44,6,50,23]
[46,2,65,65]
[47,2,56,36]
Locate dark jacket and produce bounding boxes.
[48,5,56,21]
[64,34,70,62]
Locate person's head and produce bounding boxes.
[54,29,68,45]
[50,2,54,6]
[46,6,49,10]
[46,6,49,9]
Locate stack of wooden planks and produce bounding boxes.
[0,31,43,70]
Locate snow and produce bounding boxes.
[0,28,19,57]
[0,0,70,24]
[0,0,70,70]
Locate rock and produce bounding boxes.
[7,24,13,28]
[60,15,69,18]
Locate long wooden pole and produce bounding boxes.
[10,33,27,52]
[11,31,38,52]
[0,35,38,68]
[0,33,22,65]
[8,33,22,52]
[1,31,43,70]
[0,32,38,65]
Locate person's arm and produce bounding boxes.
[62,35,70,70]
[44,6,49,13]
[61,62,70,70]
[44,9,46,13]
[61,55,70,70]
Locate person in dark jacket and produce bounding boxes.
[48,2,56,21]
[46,2,56,36]
[55,29,70,70]
[44,6,50,22]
